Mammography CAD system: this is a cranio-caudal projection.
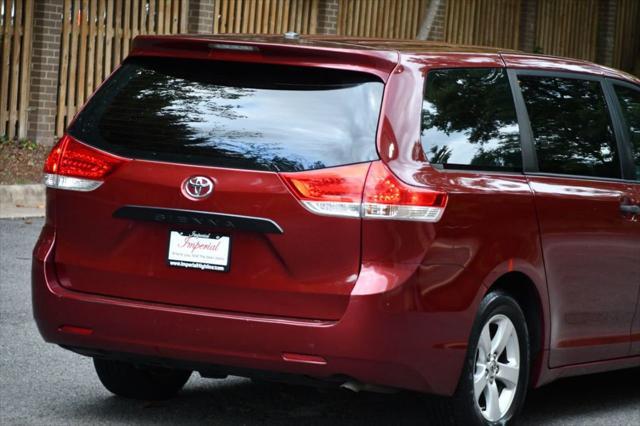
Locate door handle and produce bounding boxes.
[620,204,640,215]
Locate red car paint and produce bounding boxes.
[32,35,640,396]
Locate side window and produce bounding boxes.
[612,84,640,179]
[420,68,521,171]
[518,75,621,179]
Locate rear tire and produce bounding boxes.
[93,358,191,400]
[451,291,530,425]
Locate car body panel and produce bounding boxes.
[526,176,639,365]
[32,35,640,398]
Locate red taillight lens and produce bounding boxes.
[363,161,447,207]
[43,135,126,191]
[281,161,447,222]
[281,163,370,217]
[282,163,370,203]
[44,139,65,174]
[362,161,447,222]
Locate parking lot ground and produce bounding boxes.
[1,218,639,425]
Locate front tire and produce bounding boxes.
[93,358,191,400]
[452,291,530,425]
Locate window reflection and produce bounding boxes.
[519,76,620,179]
[70,58,383,172]
[420,68,522,171]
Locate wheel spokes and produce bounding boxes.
[474,366,488,400]
[484,381,502,421]
[491,318,514,357]
[478,325,492,356]
[496,362,519,388]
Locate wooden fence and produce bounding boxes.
[338,0,639,70]
[0,0,33,139]
[613,0,640,73]
[2,0,639,142]
[338,0,428,38]
[212,0,319,35]
[535,0,599,61]
[445,0,521,49]
[56,0,189,136]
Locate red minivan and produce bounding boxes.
[32,35,640,425]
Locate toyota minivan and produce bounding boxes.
[32,34,640,425]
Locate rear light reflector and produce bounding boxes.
[58,325,94,336]
[281,163,370,218]
[281,161,447,222]
[363,161,447,222]
[43,135,126,191]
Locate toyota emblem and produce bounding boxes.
[182,176,214,200]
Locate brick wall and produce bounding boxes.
[317,0,339,35]
[429,0,447,41]
[189,0,215,34]
[596,0,616,67]
[519,0,537,52]
[27,0,62,146]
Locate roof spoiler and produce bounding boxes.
[130,35,399,81]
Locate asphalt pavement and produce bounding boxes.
[1,218,639,425]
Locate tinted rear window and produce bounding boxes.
[519,75,621,179]
[420,68,522,172]
[68,58,383,172]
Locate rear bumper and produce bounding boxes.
[32,230,469,396]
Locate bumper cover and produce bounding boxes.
[32,230,468,396]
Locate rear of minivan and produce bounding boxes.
[33,36,463,398]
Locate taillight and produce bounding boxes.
[363,161,447,222]
[281,163,370,218]
[281,161,447,222]
[43,135,126,191]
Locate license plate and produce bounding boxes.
[167,230,231,272]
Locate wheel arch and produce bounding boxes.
[482,267,550,388]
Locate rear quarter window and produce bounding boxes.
[68,58,384,172]
[420,68,522,172]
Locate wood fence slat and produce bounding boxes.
[164,0,172,33]
[122,0,130,54]
[56,0,71,136]
[86,0,96,96]
[8,0,22,137]
[77,0,88,107]
[213,0,221,32]
[171,0,179,33]
[157,0,164,33]
[67,0,80,120]
[17,0,33,138]
[104,0,113,73]
[113,0,122,65]
[1,0,12,134]
[95,0,104,84]
[180,0,188,32]
[148,0,155,33]
[131,0,139,39]
[243,0,251,32]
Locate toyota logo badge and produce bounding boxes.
[182,176,214,200]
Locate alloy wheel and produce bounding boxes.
[473,314,521,422]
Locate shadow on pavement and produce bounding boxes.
[68,367,640,425]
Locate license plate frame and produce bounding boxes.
[167,230,231,272]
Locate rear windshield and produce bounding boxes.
[68,57,383,172]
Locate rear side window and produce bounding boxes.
[420,68,522,172]
[518,75,621,179]
[68,58,383,172]
[612,84,640,179]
